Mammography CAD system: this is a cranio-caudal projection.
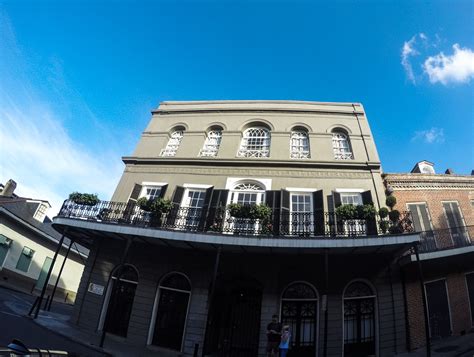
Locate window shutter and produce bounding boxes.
[166,186,185,226]
[333,191,342,208]
[312,190,325,236]
[265,190,281,235]
[407,204,423,232]
[198,187,214,231]
[443,202,457,229]
[206,189,229,231]
[361,191,377,235]
[159,184,168,198]
[123,184,142,222]
[280,189,290,235]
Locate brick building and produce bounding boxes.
[384,161,474,350]
[51,100,420,357]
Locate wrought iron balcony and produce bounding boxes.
[56,199,414,239]
[418,225,473,253]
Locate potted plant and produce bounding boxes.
[249,204,272,220]
[69,192,99,206]
[136,197,172,227]
[335,204,357,220]
[228,203,251,219]
[379,220,390,234]
[388,209,401,222]
[378,207,389,219]
[356,204,376,220]
[385,195,397,209]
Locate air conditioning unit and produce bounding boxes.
[22,248,34,257]
[0,235,12,247]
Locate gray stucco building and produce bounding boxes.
[52,100,419,356]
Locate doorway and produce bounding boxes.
[206,278,263,356]
[425,279,451,339]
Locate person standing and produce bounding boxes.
[279,325,291,357]
[266,314,282,357]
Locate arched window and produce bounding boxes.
[343,281,376,356]
[281,282,318,355]
[200,129,222,157]
[290,131,310,159]
[161,130,184,157]
[99,264,139,338]
[332,131,353,160]
[149,273,191,351]
[237,127,270,158]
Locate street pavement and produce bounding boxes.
[0,286,107,357]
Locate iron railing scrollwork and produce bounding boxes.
[57,199,417,239]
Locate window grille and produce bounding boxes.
[160,131,184,157]
[237,127,270,158]
[290,131,310,159]
[34,204,48,221]
[199,130,222,157]
[142,187,162,200]
[332,132,353,160]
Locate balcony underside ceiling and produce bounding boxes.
[399,245,474,269]
[52,217,419,256]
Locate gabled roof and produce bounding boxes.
[0,197,89,258]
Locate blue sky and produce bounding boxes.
[1,0,473,213]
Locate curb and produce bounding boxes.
[29,316,112,356]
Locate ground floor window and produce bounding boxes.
[467,273,474,327]
[425,279,452,338]
[150,273,191,351]
[281,282,318,357]
[101,264,138,338]
[343,281,376,357]
[0,235,12,267]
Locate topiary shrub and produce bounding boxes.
[379,220,390,233]
[228,203,251,218]
[250,204,272,220]
[386,195,397,209]
[356,204,377,220]
[378,207,389,219]
[137,197,172,214]
[69,192,99,206]
[336,204,358,220]
[388,209,401,222]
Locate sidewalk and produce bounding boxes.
[396,333,474,357]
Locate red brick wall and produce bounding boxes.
[392,190,474,248]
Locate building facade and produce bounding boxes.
[384,162,474,351]
[0,180,87,303]
[53,101,419,356]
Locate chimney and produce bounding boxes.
[445,169,454,175]
[1,179,17,197]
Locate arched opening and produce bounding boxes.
[100,264,139,337]
[281,282,318,357]
[237,126,271,158]
[160,126,185,157]
[332,130,353,160]
[148,272,191,351]
[227,181,266,234]
[290,128,310,159]
[200,126,223,157]
[343,280,377,357]
[205,276,263,356]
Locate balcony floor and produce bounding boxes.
[52,217,419,255]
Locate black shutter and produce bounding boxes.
[198,187,214,231]
[166,186,185,226]
[123,184,142,222]
[280,189,290,235]
[362,191,377,235]
[206,189,229,231]
[333,191,342,208]
[159,184,168,198]
[313,190,325,236]
[265,190,281,236]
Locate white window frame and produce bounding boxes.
[237,127,271,158]
[33,203,48,222]
[289,192,314,234]
[147,272,192,351]
[332,132,354,160]
[160,130,184,157]
[177,187,208,229]
[290,131,310,159]
[199,130,222,157]
[336,191,365,235]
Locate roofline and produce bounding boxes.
[0,207,87,258]
[158,100,363,106]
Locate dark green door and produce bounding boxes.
[35,257,53,289]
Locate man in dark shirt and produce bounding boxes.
[266,314,282,357]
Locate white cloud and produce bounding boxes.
[411,127,445,144]
[401,35,419,84]
[423,44,474,85]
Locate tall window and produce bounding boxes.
[442,201,469,245]
[237,127,270,158]
[16,246,34,272]
[200,130,222,157]
[344,281,376,356]
[290,193,313,234]
[290,131,310,159]
[150,273,191,351]
[332,132,353,160]
[160,130,184,157]
[141,186,163,201]
[0,235,12,267]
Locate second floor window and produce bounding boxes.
[290,131,310,159]
[237,127,270,158]
[332,132,353,160]
[160,130,184,157]
[200,130,222,157]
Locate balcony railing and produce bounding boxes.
[418,225,473,253]
[57,199,415,239]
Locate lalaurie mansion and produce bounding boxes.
[53,100,425,357]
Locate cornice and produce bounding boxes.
[383,173,474,190]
